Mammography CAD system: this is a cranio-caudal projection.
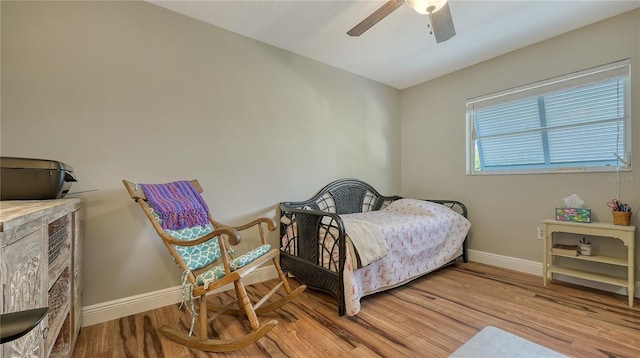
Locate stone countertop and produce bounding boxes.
[0,199,82,232]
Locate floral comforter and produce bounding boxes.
[340,199,470,315]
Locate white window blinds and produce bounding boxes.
[466,59,630,174]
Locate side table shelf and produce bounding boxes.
[542,219,635,307]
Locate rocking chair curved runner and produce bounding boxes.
[122,179,305,352]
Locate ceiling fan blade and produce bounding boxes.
[347,0,404,37]
[429,2,456,43]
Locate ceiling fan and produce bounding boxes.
[347,0,456,43]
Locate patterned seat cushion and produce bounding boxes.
[165,225,220,270]
[148,205,220,271]
[148,204,272,285]
[196,244,272,286]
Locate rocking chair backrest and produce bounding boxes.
[123,180,223,272]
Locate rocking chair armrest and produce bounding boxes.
[213,217,277,232]
[162,226,242,247]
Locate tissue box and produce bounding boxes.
[555,208,591,223]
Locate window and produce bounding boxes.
[466,59,631,175]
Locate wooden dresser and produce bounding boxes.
[1,199,82,357]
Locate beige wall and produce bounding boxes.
[401,9,640,278]
[1,1,401,306]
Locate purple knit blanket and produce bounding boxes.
[139,180,210,230]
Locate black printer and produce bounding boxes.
[0,157,77,200]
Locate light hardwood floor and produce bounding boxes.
[72,262,640,357]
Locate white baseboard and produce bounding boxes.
[83,250,637,327]
[468,249,640,299]
[468,249,542,276]
[81,266,278,327]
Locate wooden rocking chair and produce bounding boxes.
[122,179,306,352]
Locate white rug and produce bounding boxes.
[450,326,568,358]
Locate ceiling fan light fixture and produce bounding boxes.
[406,0,448,14]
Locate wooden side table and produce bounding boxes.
[542,219,636,307]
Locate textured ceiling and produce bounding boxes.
[149,0,640,89]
